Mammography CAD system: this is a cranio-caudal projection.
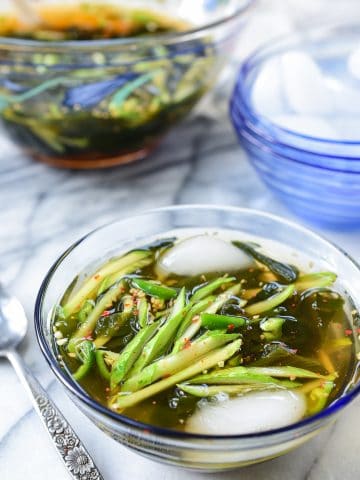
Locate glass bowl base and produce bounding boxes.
[32,141,160,169]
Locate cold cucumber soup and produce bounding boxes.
[0,3,188,40]
[52,232,358,435]
[0,2,214,165]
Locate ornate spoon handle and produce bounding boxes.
[7,350,103,480]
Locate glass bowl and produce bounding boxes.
[35,205,360,472]
[230,25,360,230]
[0,0,254,169]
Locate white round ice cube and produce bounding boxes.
[281,52,334,115]
[251,56,285,117]
[325,76,360,115]
[186,390,306,435]
[157,236,253,277]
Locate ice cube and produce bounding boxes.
[281,52,334,115]
[272,114,339,139]
[186,390,307,435]
[251,56,285,117]
[348,45,360,80]
[325,76,360,115]
[156,235,253,277]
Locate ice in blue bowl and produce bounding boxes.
[230,25,360,230]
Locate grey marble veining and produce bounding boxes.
[1,1,360,479]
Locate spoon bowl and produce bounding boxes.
[0,284,27,354]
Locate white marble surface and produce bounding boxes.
[1,1,360,479]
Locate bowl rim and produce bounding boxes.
[231,102,360,174]
[230,93,360,164]
[0,0,255,50]
[34,204,360,440]
[233,23,360,147]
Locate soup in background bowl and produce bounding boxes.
[0,0,254,168]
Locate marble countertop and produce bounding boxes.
[1,1,360,479]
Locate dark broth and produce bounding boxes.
[53,237,356,432]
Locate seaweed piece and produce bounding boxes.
[233,241,298,283]
[253,342,323,372]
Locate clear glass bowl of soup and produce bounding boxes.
[0,0,254,169]
[35,205,360,471]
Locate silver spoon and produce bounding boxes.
[0,284,103,480]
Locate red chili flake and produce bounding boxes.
[84,334,93,340]
[101,310,112,317]
[345,329,353,336]
[357,328,360,333]
[227,324,235,332]
[184,338,192,350]
[143,429,150,435]
[94,274,101,280]
[162,373,171,379]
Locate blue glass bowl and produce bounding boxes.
[230,25,360,230]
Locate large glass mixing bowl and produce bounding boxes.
[0,0,254,168]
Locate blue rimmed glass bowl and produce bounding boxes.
[0,0,254,169]
[230,25,360,230]
[35,205,360,472]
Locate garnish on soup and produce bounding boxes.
[52,235,357,434]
